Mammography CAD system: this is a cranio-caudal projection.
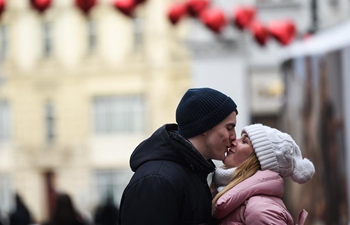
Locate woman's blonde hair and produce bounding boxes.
[211,152,261,215]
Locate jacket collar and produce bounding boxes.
[168,125,215,177]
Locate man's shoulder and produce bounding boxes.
[131,160,192,186]
[140,160,189,176]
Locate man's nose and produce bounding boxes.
[229,132,236,142]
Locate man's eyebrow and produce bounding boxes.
[228,123,236,127]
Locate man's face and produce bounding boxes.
[202,111,237,160]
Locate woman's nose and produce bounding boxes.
[231,141,237,147]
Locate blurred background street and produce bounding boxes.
[0,0,350,224]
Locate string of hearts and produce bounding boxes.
[31,0,148,16]
[167,0,297,46]
[0,0,147,18]
[0,0,296,46]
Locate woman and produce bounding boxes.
[9,194,33,225]
[44,193,88,225]
[211,124,315,225]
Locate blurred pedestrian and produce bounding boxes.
[9,194,33,225]
[44,193,88,225]
[94,194,118,225]
[211,124,315,225]
[0,209,9,225]
[119,87,238,225]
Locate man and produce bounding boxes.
[118,87,238,225]
[94,193,119,225]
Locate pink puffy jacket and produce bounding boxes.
[213,170,308,225]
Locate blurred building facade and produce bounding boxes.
[248,0,350,124]
[277,0,350,223]
[0,0,192,222]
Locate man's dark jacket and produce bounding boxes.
[118,124,216,225]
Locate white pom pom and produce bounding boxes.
[291,158,315,184]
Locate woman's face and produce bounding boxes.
[223,132,254,168]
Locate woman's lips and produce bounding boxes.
[228,148,235,154]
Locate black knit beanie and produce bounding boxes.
[176,87,238,138]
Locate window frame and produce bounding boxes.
[92,95,145,134]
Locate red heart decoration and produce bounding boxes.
[233,6,256,30]
[114,0,136,18]
[186,0,210,17]
[268,20,296,46]
[167,3,187,25]
[75,0,97,15]
[0,0,5,16]
[249,20,269,46]
[31,0,51,13]
[200,8,227,34]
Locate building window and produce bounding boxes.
[88,19,97,52]
[45,101,55,143]
[92,95,145,134]
[43,22,53,57]
[133,17,144,51]
[94,170,132,206]
[0,25,8,61]
[0,174,12,214]
[0,101,11,141]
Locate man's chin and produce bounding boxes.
[214,155,225,162]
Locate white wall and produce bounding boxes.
[192,56,250,136]
[192,56,249,167]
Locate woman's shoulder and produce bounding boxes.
[213,170,284,219]
[245,195,294,224]
[253,169,281,180]
[228,170,284,196]
[246,170,284,191]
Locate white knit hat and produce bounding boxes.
[242,124,315,184]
